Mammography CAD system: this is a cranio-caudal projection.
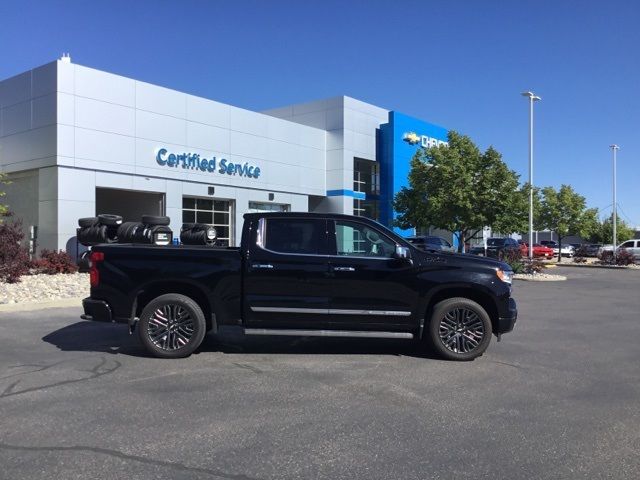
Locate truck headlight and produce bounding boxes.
[496,268,513,284]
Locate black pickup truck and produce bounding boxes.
[82,213,517,361]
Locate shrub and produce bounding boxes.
[573,246,588,263]
[522,258,545,274]
[598,249,636,266]
[501,249,523,273]
[0,215,31,283]
[598,250,614,265]
[616,249,636,266]
[32,249,78,275]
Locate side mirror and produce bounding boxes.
[394,245,411,261]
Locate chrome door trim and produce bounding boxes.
[329,309,412,316]
[250,306,411,316]
[244,328,414,339]
[251,307,329,315]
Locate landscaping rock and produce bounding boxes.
[0,273,89,304]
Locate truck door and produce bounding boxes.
[327,219,418,330]
[243,216,332,328]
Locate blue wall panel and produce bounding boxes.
[378,111,448,235]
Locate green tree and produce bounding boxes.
[497,182,544,238]
[591,214,635,245]
[394,131,523,252]
[539,185,594,262]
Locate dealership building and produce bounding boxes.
[0,56,449,253]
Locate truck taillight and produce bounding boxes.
[89,251,104,288]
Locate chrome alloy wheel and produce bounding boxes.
[147,304,195,351]
[438,307,485,354]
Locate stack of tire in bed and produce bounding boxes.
[77,214,173,247]
[116,216,173,246]
[77,214,123,246]
[179,223,218,245]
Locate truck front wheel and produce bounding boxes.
[138,294,206,358]
[427,297,492,361]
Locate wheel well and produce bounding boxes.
[425,288,499,334]
[135,282,214,330]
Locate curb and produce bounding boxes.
[554,263,639,270]
[0,297,84,313]
[514,275,567,282]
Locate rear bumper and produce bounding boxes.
[496,297,517,334]
[81,297,113,323]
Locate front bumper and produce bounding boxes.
[81,297,113,323]
[496,297,517,334]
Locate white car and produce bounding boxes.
[539,241,574,258]
[557,245,575,258]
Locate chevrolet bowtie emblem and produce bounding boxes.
[403,132,420,145]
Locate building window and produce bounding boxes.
[353,158,380,221]
[182,197,233,245]
[248,202,290,213]
[354,158,380,196]
[354,199,379,220]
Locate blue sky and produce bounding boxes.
[1,0,638,227]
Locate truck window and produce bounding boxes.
[264,218,321,255]
[335,220,395,258]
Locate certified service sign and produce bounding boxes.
[156,148,261,179]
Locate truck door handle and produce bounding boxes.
[252,263,274,269]
[333,266,355,272]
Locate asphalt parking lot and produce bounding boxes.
[1,266,639,480]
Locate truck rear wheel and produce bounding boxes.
[427,297,492,361]
[138,294,206,358]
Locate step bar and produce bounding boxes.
[244,328,414,339]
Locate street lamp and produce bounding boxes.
[521,91,541,261]
[610,144,619,260]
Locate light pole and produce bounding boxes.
[610,144,619,259]
[522,91,541,261]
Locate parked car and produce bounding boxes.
[616,239,640,261]
[519,242,554,259]
[598,244,614,256]
[539,240,574,258]
[558,245,575,258]
[476,237,521,259]
[583,244,602,257]
[82,212,518,361]
[406,235,455,252]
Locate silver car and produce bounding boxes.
[617,239,640,261]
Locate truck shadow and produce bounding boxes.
[42,321,441,360]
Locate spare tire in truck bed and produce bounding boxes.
[78,217,98,228]
[141,215,170,226]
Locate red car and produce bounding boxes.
[519,242,554,258]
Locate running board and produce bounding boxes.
[244,328,414,339]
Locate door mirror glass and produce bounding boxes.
[394,245,410,260]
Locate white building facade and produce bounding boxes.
[0,58,449,254]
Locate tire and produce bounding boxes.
[78,217,98,228]
[117,222,142,243]
[141,215,170,226]
[138,294,206,358]
[427,297,492,361]
[97,214,123,226]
